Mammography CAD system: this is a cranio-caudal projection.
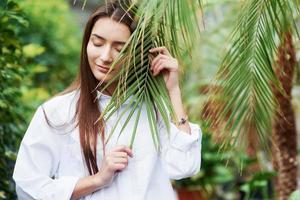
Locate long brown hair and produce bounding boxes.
[78,1,137,175]
[45,1,136,175]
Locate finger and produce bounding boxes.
[111,152,128,158]
[150,54,163,69]
[153,59,174,76]
[149,46,171,56]
[105,156,128,170]
[113,163,127,171]
[112,157,128,164]
[152,59,163,75]
[122,147,133,158]
[151,54,168,70]
[154,63,165,76]
[112,145,133,158]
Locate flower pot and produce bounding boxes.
[176,188,204,200]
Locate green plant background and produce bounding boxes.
[1,0,298,199]
[0,0,81,198]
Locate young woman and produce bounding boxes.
[13,1,202,199]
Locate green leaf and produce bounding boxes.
[99,0,202,148]
[22,43,45,58]
[205,0,298,152]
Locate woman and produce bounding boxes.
[13,1,202,199]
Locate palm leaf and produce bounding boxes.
[91,0,203,149]
[204,0,299,151]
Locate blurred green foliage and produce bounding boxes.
[18,0,81,110]
[240,171,276,199]
[174,127,247,199]
[177,1,277,199]
[0,0,28,198]
[0,0,81,198]
[1,0,294,199]
[174,125,275,199]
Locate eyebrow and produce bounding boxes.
[91,34,126,45]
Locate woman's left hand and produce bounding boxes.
[149,46,180,93]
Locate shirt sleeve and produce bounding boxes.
[13,106,80,200]
[158,115,202,180]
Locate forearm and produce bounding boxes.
[168,87,191,134]
[70,174,104,200]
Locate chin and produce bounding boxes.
[93,72,112,82]
[91,66,118,83]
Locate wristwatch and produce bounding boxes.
[174,115,188,126]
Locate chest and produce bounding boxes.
[56,105,159,177]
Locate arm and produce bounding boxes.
[164,86,202,179]
[149,46,191,134]
[14,102,133,200]
[70,175,103,200]
[150,46,202,180]
[168,86,191,134]
[13,106,79,200]
[157,111,202,180]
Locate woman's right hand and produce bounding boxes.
[94,145,133,189]
[71,146,133,199]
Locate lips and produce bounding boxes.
[96,64,113,73]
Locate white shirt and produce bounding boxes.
[13,90,202,200]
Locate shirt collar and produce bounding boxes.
[96,90,112,101]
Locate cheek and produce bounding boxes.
[114,56,128,70]
[114,63,122,72]
[114,63,125,76]
[86,43,98,61]
[112,51,120,60]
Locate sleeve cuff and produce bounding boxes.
[168,121,201,152]
[56,176,80,200]
[37,176,80,200]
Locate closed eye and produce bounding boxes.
[115,48,123,52]
[115,45,124,52]
[93,43,103,47]
[91,37,104,47]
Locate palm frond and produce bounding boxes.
[95,0,202,149]
[204,0,299,151]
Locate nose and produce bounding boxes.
[100,45,113,63]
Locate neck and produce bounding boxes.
[101,81,117,96]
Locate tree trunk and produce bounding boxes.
[272,31,298,200]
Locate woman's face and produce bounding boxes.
[87,17,131,82]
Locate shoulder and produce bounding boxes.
[40,89,80,123]
[42,89,79,109]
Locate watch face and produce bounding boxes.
[178,117,187,125]
[173,116,188,126]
